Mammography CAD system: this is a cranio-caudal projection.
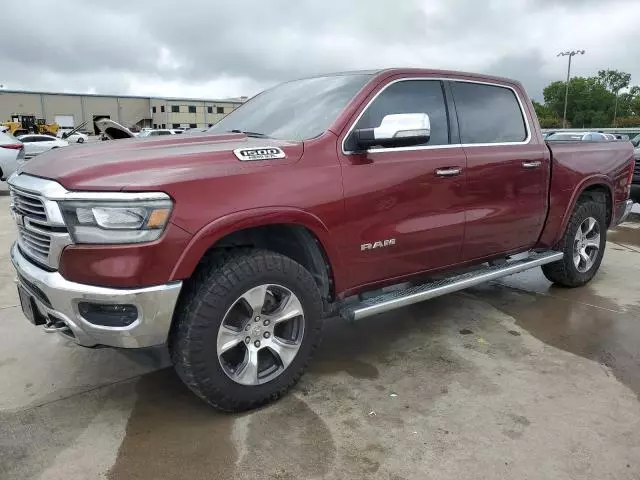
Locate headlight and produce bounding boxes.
[59,199,173,244]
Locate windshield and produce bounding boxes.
[631,134,640,147]
[208,74,373,141]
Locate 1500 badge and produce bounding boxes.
[361,238,396,251]
[233,147,286,161]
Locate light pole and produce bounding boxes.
[557,50,585,128]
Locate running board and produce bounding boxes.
[340,251,563,321]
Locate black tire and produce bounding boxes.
[170,249,323,412]
[77,138,85,144]
[542,195,607,287]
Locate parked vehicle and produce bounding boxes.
[58,130,88,143]
[8,69,635,411]
[546,131,609,142]
[0,130,24,181]
[16,134,69,158]
[138,129,182,137]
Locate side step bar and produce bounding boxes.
[340,251,563,321]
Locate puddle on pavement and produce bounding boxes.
[108,368,337,480]
[471,282,640,398]
[107,369,236,480]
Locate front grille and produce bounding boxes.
[634,161,640,175]
[10,187,47,221]
[9,185,53,265]
[8,175,72,270]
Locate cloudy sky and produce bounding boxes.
[1,0,638,101]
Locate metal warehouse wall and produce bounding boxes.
[42,95,83,125]
[2,90,242,132]
[0,92,44,120]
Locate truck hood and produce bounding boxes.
[19,133,304,191]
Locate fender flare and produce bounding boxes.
[170,206,344,285]
[557,175,614,236]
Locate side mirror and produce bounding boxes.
[353,113,431,150]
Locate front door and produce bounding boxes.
[449,80,549,261]
[338,78,467,290]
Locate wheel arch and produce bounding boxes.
[170,207,344,302]
[539,175,614,248]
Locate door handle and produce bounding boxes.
[522,161,542,169]
[435,167,462,177]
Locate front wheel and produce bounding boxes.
[77,137,85,144]
[542,196,607,287]
[170,249,323,411]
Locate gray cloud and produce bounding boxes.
[1,0,639,100]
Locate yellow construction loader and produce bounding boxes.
[1,115,59,137]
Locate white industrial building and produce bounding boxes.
[0,89,246,134]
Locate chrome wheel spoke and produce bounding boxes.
[584,217,597,236]
[584,234,600,249]
[268,338,301,370]
[241,285,269,316]
[234,348,259,385]
[271,294,304,324]
[217,325,244,354]
[579,249,590,265]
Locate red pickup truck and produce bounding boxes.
[9,69,635,411]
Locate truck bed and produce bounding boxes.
[538,140,635,247]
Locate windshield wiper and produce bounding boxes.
[228,129,271,138]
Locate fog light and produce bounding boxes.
[78,302,138,327]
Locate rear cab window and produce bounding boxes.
[450,81,528,144]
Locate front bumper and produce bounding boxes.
[615,199,634,226]
[10,243,182,348]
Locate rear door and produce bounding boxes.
[339,78,467,288]
[449,80,548,261]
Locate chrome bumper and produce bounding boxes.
[10,243,182,348]
[616,199,634,226]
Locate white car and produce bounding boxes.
[58,130,89,143]
[138,129,182,137]
[0,130,24,181]
[17,134,69,158]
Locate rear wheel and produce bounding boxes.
[77,137,85,144]
[542,196,607,287]
[170,249,323,411]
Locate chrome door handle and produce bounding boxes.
[522,161,542,169]
[435,167,462,177]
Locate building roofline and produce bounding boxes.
[0,88,244,104]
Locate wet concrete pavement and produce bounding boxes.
[1,184,640,479]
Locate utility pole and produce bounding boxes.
[557,50,585,128]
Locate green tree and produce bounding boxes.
[532,100,561,128]
[597,69,632,125]
[543,77,615,128]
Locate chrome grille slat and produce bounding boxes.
[21,239,50,255]
[13,194,42,206]
[10,188,47,221]
[18,229,50,248]
[14,203,46,216]
[18,225,50,241]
